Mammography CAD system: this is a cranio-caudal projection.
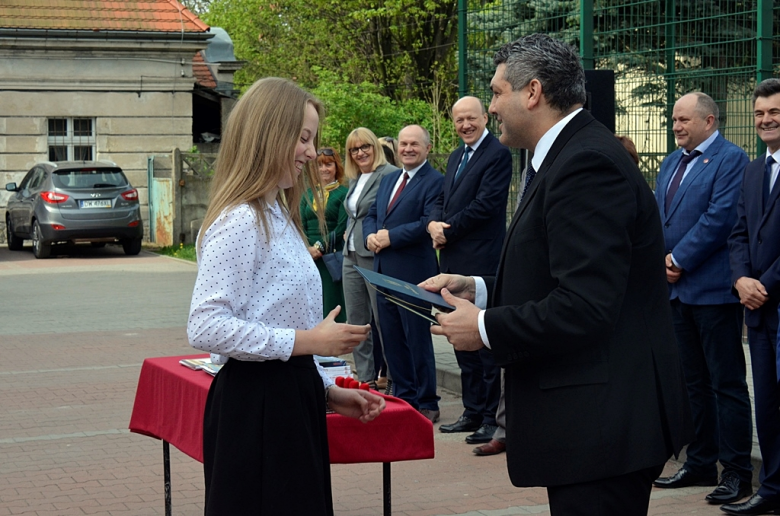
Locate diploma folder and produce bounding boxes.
[353,266,454,324]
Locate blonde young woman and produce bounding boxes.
[188,78,385,515]
[342,128,400,388]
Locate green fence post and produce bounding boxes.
[755,0,773,156]
[458,0,467,98]
[664,0,677,155]
[580,0,593,69]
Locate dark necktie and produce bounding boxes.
[454,146,472,181]
[665,149,702,212]
[387,172,409,212]
[519,164,537,203]
[763,155,776,210]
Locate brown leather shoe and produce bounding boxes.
[419,408,440,423]
[473,439,506,456]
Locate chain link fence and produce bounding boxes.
[462,0,780,197]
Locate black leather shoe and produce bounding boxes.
[440,416,482,433]
[706,473,753,504]
[465,423,498,444]
[721,494,780,515]
[653,467,717,489]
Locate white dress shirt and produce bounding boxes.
[455,128,489,170]
[767,148,780,192]
[188,201,333,387]
[390,160,427,201]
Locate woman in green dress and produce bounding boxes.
[301,147,349,322]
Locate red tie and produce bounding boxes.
[387,172,409,212]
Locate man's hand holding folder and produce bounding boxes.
[419,274,485,351]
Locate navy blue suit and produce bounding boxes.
[428,132,512,425]
[363,161,444,410]
[655,133,752,482]
[729,154,780,499]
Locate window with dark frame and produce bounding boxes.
[47,118,95,161]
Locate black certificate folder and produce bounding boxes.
[353,266,455,312]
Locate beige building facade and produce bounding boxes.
[0,1,219,245]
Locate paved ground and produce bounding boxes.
[0,243,758,515]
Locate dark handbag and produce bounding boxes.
[321,232,344,282]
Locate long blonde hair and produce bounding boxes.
[199,78,324,251]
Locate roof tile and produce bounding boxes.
[0,0,209,33]
[193,51,217,88]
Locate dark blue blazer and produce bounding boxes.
[654,133,748,304]
[363,161,443,284]
[428,131,513,275]
[729,155,780,330]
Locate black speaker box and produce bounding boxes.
[584,69,615,133]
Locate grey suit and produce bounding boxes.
[342,162,398,381]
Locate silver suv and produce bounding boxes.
[5,161,143,258]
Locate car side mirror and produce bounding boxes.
[5,182,18,192]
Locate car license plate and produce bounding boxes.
[80,199,112,208]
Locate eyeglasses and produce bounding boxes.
[380,137,395,143]
[317,148,335,156]
[348,143,372,156]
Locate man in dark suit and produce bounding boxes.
[651,92,753,505]
[421,34,692,515]
[724,78,780,516]
[429,96,512,445]
[364,124,444,422]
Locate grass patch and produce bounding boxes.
[156,243,197,262]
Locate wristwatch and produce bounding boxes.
[325,384,335,409]
[314,241,325,253]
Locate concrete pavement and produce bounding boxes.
[0,243,756,515]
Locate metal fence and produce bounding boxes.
[460,0,780,217]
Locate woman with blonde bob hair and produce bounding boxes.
[342,127,400,390]
[188,78,385,515]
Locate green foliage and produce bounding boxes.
[180,0,212,15]
[156,244,197,262]
[199,0,462,155]
[312,68,458,153]
[201,0,458,106]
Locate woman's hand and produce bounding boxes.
[328,386,385,423]
[294,306,370,357]
[308,246,323,260]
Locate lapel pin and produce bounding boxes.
[703,159,710,164]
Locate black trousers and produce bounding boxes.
[547,463,665,516]
[203,356,333,515]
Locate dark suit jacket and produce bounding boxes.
[729,155,780,331]
[363,161,443,284]
[655,133,748,304]
[483,110,692,487]
[428,132,513,275]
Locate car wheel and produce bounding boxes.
[5,216,24,251]
[32,220,51,259]
[122,237,142,256]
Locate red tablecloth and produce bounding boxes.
[129,355,435,464]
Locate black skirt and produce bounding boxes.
[203,356,333,515]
